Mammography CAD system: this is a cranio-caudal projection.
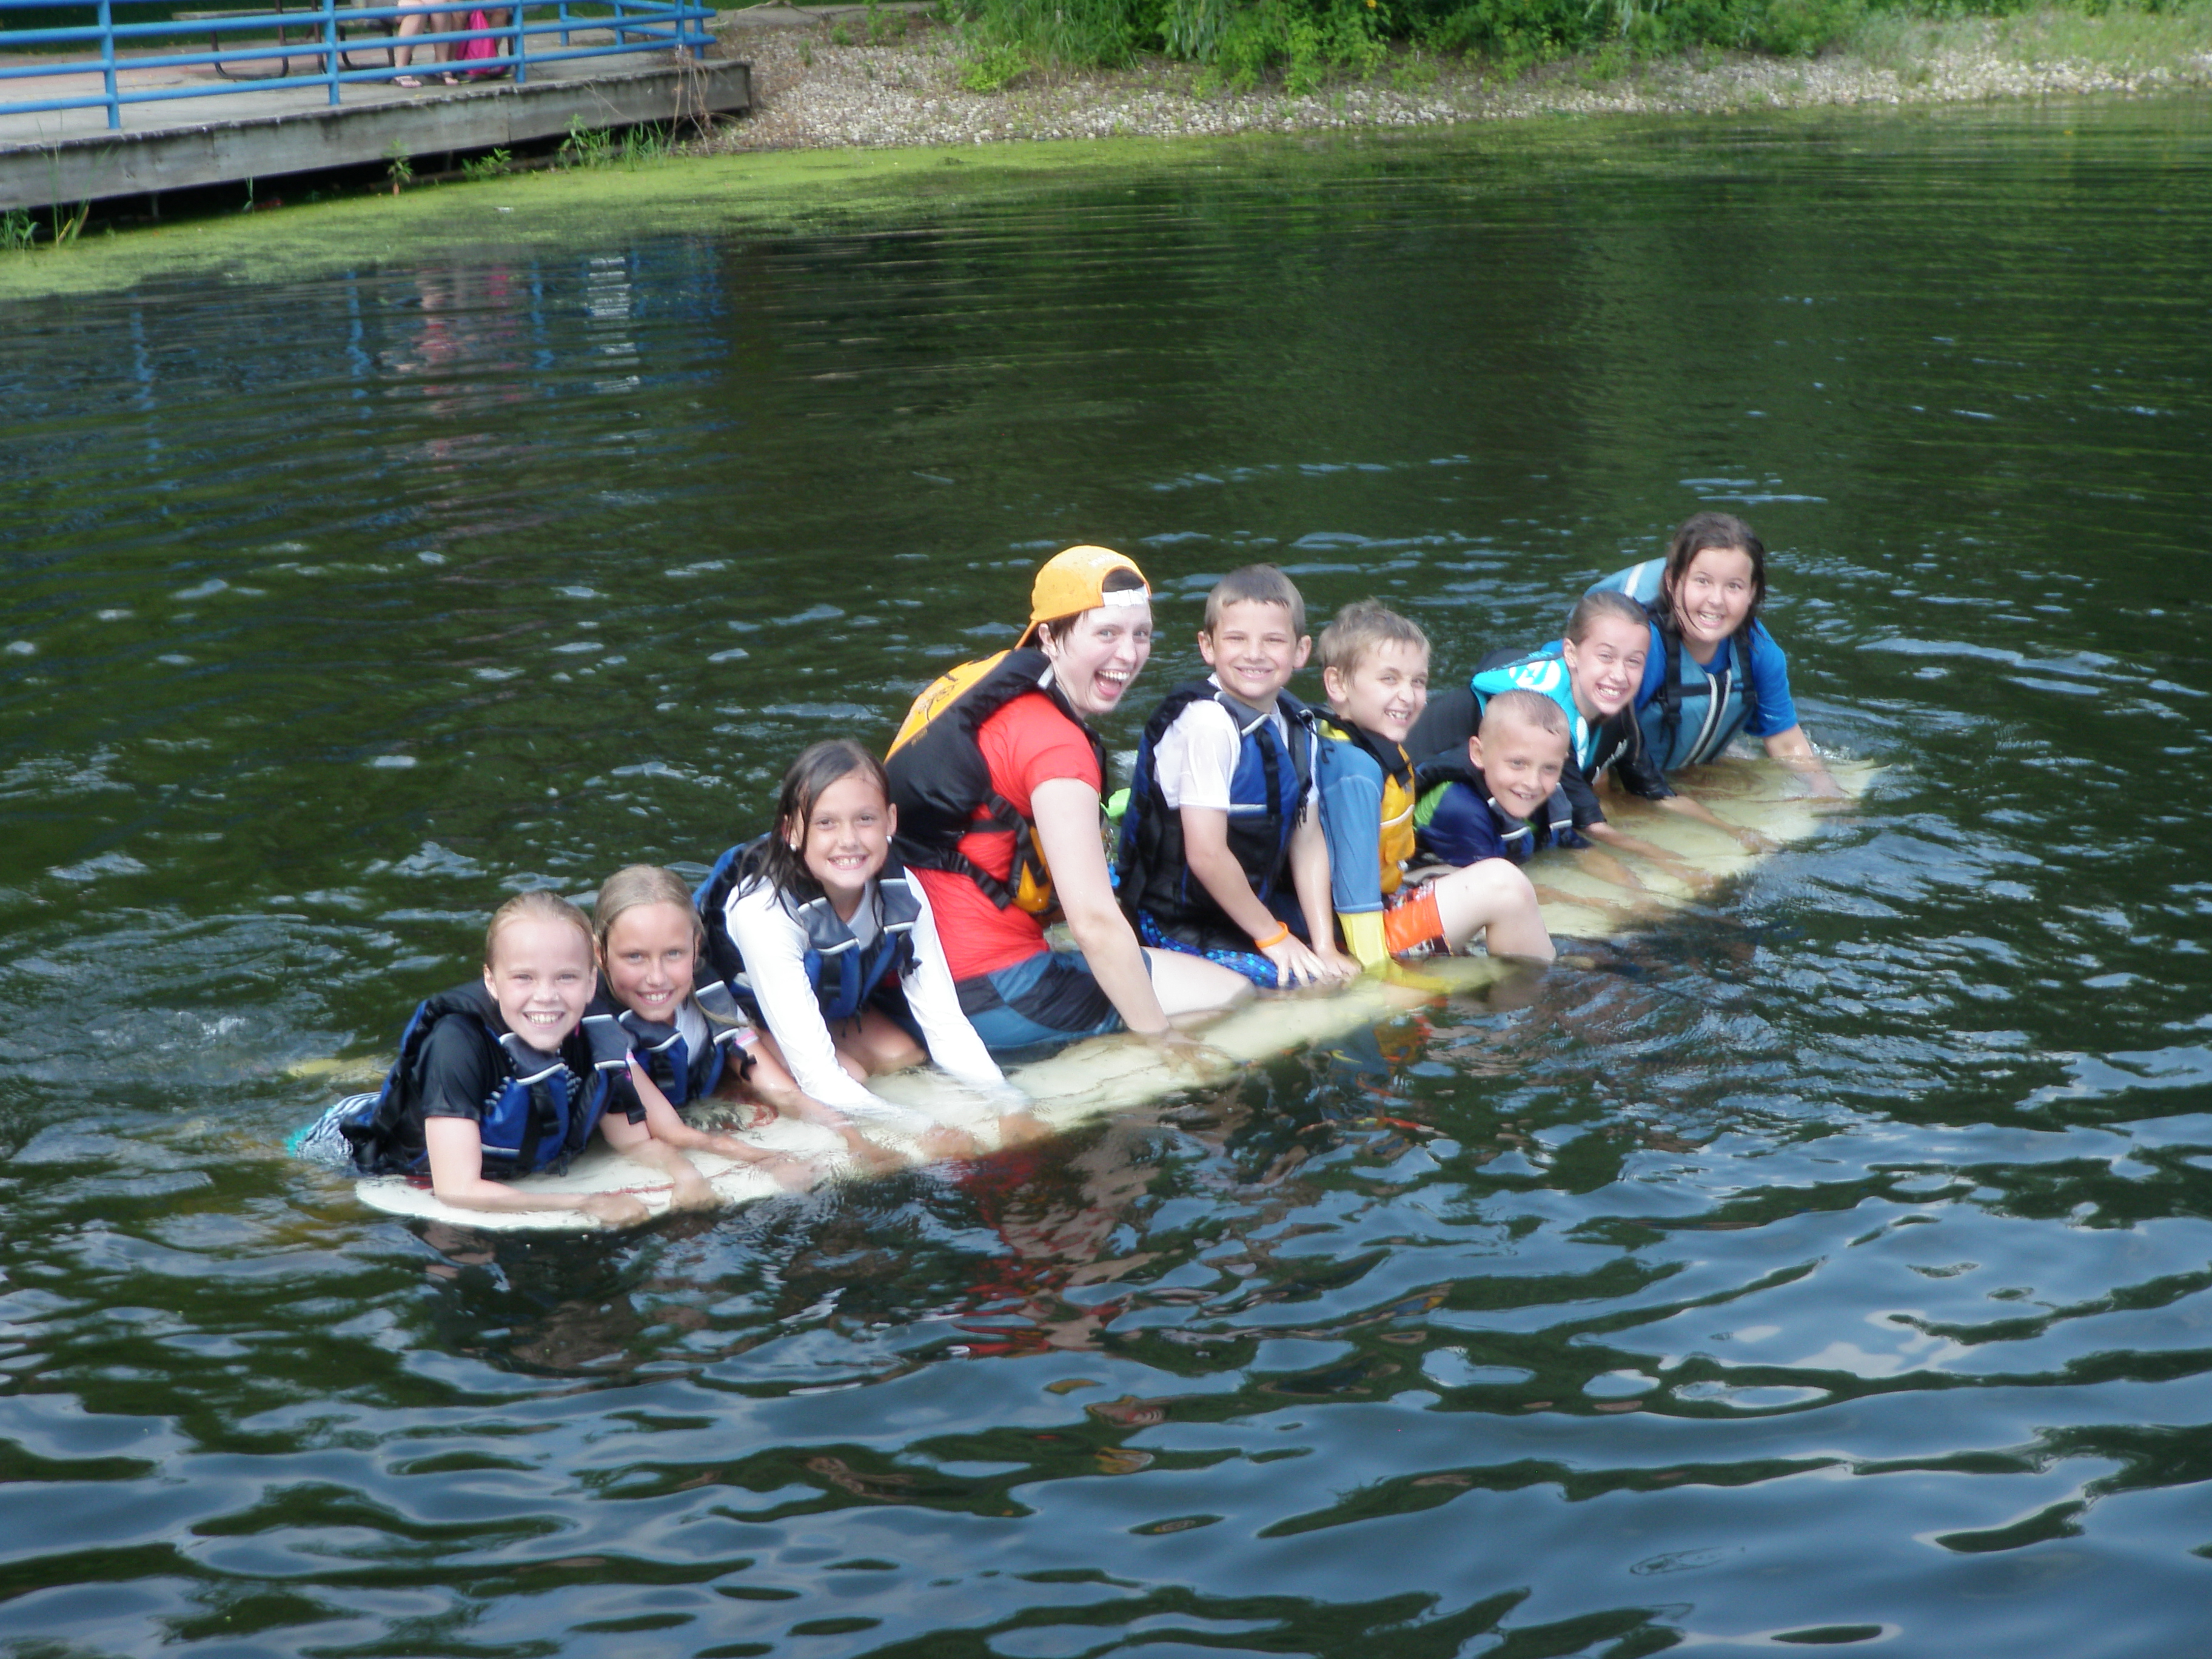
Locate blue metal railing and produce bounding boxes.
[0,0,715,130]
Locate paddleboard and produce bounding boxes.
[350,757,1874,1232]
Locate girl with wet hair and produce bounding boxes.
[588,865,817,1195]
[1597,510,1842,804]
[702,740,1018,1155]
[293,891,652,1227]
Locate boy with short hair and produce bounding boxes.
[1118,566,1358,988]
[1412,689,1586,870]
[1314,602,1557,967]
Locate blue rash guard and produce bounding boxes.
[1631,620,1798,744]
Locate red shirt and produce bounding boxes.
[912,690,1102,983]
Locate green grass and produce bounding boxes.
[1849,0,2212,69]
[932,0,2212,80]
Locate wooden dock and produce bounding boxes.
[0,44,750,212]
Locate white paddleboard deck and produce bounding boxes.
[354,757,1872,1232]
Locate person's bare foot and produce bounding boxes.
[842,1136,907,1176]
[666,1171,720,1213]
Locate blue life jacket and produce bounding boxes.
[583,990,753,1121]
[1411,752,1576,866]
[696,839,922,1026]
[341,981,626,1179]
[1592,557,1757,771]
[1116,679,1317,949]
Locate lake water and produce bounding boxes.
[4,95,2211,1657]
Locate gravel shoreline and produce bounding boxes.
[696,11,2212,153]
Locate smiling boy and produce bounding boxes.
[1315,602,1555,967]
[1412,689,1584,871]
[1118,566,1356,990]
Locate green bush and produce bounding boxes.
[1203,0,1389,90]
[939,0,2200,79]
[959,37,1035,85]
[959,0,1145,62]
[1750,0,1866,52]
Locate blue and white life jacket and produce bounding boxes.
[696,839,922,1026]
[340,981,626,1179]
[1593,557,1757,772]
[583,991,752,1121]
[1114,679,1318,949]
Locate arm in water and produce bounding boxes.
[423,1117,648,1228]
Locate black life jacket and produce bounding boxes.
[581,987,751,1122]
[696,838,922,1026]
[1412,753,1575,866]
[1114,680,1317,943]
[1592,558,1757,771]
[342,981,626,1179]
[883,647,1107,916]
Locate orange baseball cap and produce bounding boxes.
[1020,545,1150,644]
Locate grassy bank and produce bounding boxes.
[936,0,2212,92]
[1846,0,2212,78]
[703,0,2212,154]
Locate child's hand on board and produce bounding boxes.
[1262,934,1339,988]
[1309,945,1362,984]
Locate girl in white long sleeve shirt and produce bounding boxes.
[715,741,1027,1147]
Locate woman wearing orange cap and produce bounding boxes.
[885,546,1253,1053]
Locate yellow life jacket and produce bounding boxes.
[885,648,1103,917]
[1321,718,1418,895]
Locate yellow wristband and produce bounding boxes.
[1252,923,1291,950]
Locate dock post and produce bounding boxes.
[98,0,119,131]
[323,0,341,106]
[514,3,528,84]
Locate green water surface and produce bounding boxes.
[3,95,2211,1658]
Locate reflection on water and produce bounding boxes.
[4,98,2212,1656]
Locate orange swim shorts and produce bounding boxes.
[1382,879,1445,957]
